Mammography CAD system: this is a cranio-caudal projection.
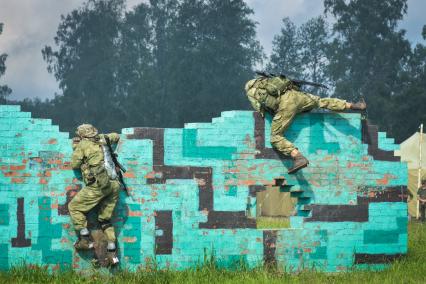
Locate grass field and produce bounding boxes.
[256,216,291,229]
[1,222,426,284]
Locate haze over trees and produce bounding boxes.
[22,0,262,131]
[0,23,11,103]
[4,0,426,142]
[324,0,412,138]
[268,16,330,97]
[268,0,426,141]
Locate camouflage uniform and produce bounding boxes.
[418,178,426,222]
[69,125,121,245]
[245,78,347,156]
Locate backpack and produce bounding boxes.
[257,76,293,97]
[246,76,294,115]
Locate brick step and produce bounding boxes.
[296,197,311,205]
[279,185,304,193]
[292,190,314,197]
[274,176,286,186]
[297,208,311,217]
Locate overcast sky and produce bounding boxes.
[0,0,425,101]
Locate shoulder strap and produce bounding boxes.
[104,135,114,154]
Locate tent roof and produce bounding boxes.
[396,132,426,169]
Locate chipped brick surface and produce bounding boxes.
[0,105,407,272]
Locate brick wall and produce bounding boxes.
[0,105,408,272]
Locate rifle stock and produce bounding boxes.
[255,70,328,89]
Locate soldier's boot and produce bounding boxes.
[350,99,367,110]
[74,228,94,250]
[100,221,119,266]
[288,152,309,174]
[106,242,119,266]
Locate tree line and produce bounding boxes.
[1,0,426,142]
[0,23,11,102]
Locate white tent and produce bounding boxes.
[395,130,426,217]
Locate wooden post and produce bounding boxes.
[417,124,424,219]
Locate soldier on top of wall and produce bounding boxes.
[245,73,366,174]
[69,124,121,266]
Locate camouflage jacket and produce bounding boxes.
[71,133,120,184]
[245,76,294,117]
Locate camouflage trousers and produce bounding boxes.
[68,170,121,242]
[270,90,347,156]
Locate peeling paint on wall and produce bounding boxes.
[0,105,407,272]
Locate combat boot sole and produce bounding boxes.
[288,154,309,174]
[350,98,367,111]
[288,161,309,174]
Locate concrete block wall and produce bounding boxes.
[0,105,408,272]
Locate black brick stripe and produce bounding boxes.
[155,210,173,254]
[355,253,403,264]
[128,128,255,229]
[263,230,278,267]
[11,198,31,247]
[253,112,290,160]
[361,120,400,162]
[305,186,408,223]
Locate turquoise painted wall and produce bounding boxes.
[0,105,407,272]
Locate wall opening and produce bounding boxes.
[255,186,296,229]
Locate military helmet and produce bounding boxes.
[244,79,257,92]
[76,124,98,138]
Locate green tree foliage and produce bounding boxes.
[268,17,331,96]
[393,25,426,140]
[166,0,263,125]
[18,0,424,143]
[26,0,261,132]
[298,17,331,96]
[324,0,411,137]
[268,18,302,78]
[148,0,180,125]
[117,3,157,126]
[41,0,126,131]
[0,23,12,102]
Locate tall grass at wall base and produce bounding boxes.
[1,222,426,284]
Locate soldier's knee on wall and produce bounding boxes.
[68,198,76,212]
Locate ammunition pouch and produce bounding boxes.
[261,92,279,113]
[254,89,279,113]
[81,164,95,185]
[81,164,108,186]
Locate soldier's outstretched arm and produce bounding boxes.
[71,144,84,169]
[106,133,120,144]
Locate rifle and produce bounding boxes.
[105,136,129,196]
[255,71,329,90]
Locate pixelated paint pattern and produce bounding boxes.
[0,105,408,272]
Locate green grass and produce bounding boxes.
[2,222,426,284]
[256,216,291,229]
